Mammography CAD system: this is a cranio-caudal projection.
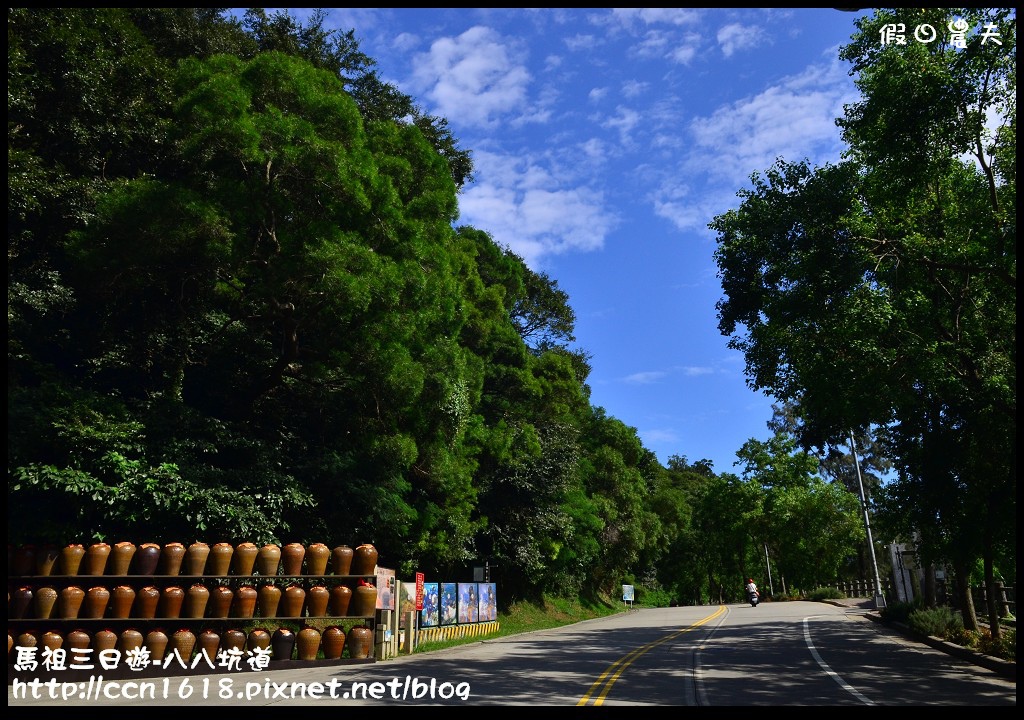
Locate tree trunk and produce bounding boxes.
[951,559,979,632]
[924,563,937,607]
[983,554,1001,639]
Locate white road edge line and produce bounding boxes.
[804,615,874,705]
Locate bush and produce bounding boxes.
[944,626,980,648]
[880,598,922,624]
[908,606,961,638]
[635,586,673,608]
[978,627,1016,661]
[807,586,846,601]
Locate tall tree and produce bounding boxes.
[711,8,1015,632]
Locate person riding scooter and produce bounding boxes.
[745,578,760,606]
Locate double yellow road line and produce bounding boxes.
[577,605,727,706]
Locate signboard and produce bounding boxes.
[415,571,425,611]
[375,566,396,610]
[622,584,635,602]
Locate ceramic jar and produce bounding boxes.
[12,545,36,576]
[61,544,85,575]
[221,628,247,654]
[118,628,143,653]
[210,585,234,618]
[16,631,38,652]
[329,585,352,616]
[306,543,331,575]
[347,625,373,659]
[281,543,306,576]
[322,626,346,659]
[59,586,86,619]
[159,586,185,619]
[159,543,186,576]
[281,584,306,617]
[83,586,111,618]
[11,586,34,619]
[198,629,220,662]
[93,629,118,653]
[351,544,378,575]
[350,583,377,617]
[296,627,321,661]
[208,543,234,576]
[66,629,91,651]
[257,544,281,576]
[41,630,63,653]
[184,584,210,618]
[331,545,354,575]
[35,545,60,577]
[134,543,162,575]
[169,629,196,663]
[306,585,330,617]
[233,542,258,576]
[84,542,111,576]
[111,586,136,619]
[257,584,282,618]
[270,628,295,661]
[232,585,257,619]
[134,585,161,618]
[185,542,210,575]
[109,541,136,575]
[145,629,169,662]
[247,628,271,652]
[35,587,58,619]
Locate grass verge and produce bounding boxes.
[414,593,626,654]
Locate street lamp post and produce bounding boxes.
[849,430,886,609]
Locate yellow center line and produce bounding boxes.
[577,605,727,706]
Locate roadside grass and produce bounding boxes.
[414,593,626,654]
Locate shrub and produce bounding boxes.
[978,627,1016,661]
[880,598,921,624]
[635,586,673,608]
[908,606,960,638]
[944,626,980,648]
[807,586,846,601]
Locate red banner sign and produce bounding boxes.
[415,572,425,611]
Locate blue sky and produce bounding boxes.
[270,8,877,474]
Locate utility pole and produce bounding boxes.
[850,430,885,609]
[763,542,774,595]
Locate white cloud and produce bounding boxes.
[589,87,609,103]
[409,26,531,128]
[392,32,420,53]
[640,428,681,444]
[622,80,649,98]
[717,23,768,57]
[610,8,701,28]
[565,34,599,51]
[669,42,698,65]
[625,371,668,384]
[457,150,618,267]
[601,106,643,145]
[650,56,857,233]
[687,60,854,185]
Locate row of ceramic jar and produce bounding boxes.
[9,625,375,663]
[9,542,378,578]
[10,583,379,620]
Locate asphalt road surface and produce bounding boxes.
[8,601,1016,706]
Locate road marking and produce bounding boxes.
[577,606,727,706]
[803,615,875,705]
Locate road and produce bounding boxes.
[8,601,1016,706]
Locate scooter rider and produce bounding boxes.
[745,578,759,599]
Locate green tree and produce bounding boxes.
[711,8,1014,632]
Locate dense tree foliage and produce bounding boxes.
[712,8,1015,631]
[13,8,992,612]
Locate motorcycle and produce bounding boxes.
[748,590,759,607]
